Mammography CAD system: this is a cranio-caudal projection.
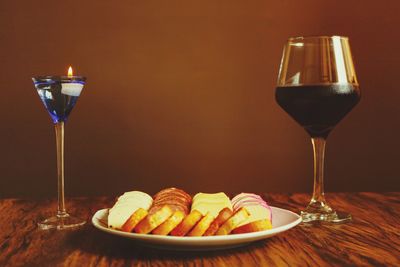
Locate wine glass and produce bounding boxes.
[33,67,86,229]
[275,36,360,222]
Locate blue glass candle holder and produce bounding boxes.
[33,76,86,230]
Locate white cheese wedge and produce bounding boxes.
[191,192,232,217]
[237,205,271,227]
[116,191,153,203]
[108,191,153,229]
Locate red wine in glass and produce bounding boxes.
[276,84,360,138]
[275,36,360,223]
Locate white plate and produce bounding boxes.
[92,207,301,250]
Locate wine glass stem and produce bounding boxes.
[55,122,67,218]
[311,137,327,204]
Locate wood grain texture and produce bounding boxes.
[0,193,399,267]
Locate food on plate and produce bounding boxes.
[134,205,173,234]
[121,208,148,232]
[152,210,185,235]
[186,192,233,236]
[203,207,234,236]
[187,212,215,236]
[232,219,273,234]
[108,191,153,230]
[170,209,203,236]
[231,193,272,232]
[216,207,250,235]
[134,187,192,234]
[152,187,192,215]
[191,192,233,217]
[108,189,274,236]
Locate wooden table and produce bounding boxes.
[0,192,399,266]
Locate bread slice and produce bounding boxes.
[108,191,153,229]
[170,210,203,236]
[215,208,250,235]
[187,212,215,236]
[134,205,173,234]
[152,210,185,235]
[232,219,272,234]
[121,208,148,232]
[203,207,233,236]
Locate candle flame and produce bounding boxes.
[68,66,73,77]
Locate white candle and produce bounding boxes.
[61,83,83,96]
[61,66,83,96]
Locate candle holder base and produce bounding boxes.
[300,198,352,223]
[38,214,86,230]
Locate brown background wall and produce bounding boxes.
[1,0,399,197]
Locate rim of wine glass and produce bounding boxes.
[288,35,349,41]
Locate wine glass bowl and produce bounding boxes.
[275,36,360,222]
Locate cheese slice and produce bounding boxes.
[191,192,232,217]
[237,205,271,227]
[116,191,153,203]
[108,191,153,229]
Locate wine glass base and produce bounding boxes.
[300,198,352,223]
[301,210,352,223]
[38,214,86,230]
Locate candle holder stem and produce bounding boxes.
[37,121,86,230]
[55,122,67,217]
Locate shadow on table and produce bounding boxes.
[66,224,271,261]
